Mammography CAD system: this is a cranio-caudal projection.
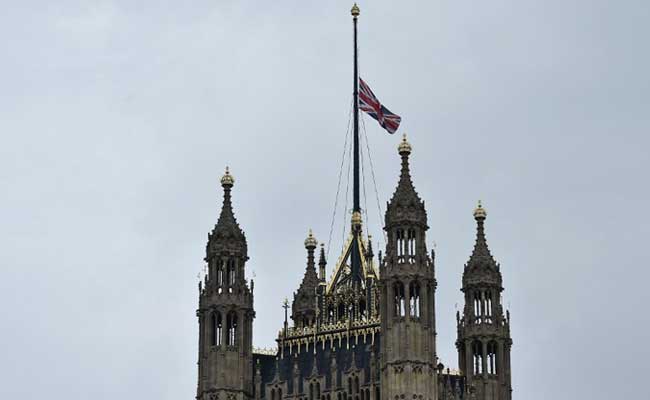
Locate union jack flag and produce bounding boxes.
[359,78,401,134]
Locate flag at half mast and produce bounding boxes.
[359,78,402,134]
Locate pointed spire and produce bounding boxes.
[467,201,496,268]
[293,230,320,324]
[208,167,246,257]
[463,201,502,291]
[318,243,327,281]
[213,167,244,237]
[299,229,320,291]
[385,133,427,227]
[366,234,374,259]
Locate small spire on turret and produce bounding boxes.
[366,234,374,259]
[318,243,327,281]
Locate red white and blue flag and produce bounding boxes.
[359,78,401,134]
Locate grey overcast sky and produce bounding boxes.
[1,1,649,399]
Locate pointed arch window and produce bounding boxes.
[472,340,484,375]
[407,229,416,263]
[327,306,335,324]
[226,311,238,346]
[210,312,223,346]
[358,299,367,321]
[217,259,224,292]
[396,229,405,263]
[485,290,493,324]
[487,341,498,374]
[473,291,481,324]
[393,281,405,317]
[338,302,347,322]
[409,282,420,318]
[226,258,236,292]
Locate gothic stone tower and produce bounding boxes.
[379,135,438,400]
[197,168,255,400]
[456,203,512,400]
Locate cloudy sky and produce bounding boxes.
[1,1,649,399]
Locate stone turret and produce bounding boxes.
[456,202,512,400]
[197,167,255,400]
[379,134,438,400]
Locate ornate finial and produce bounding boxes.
[351,210,362,229]
[220,166,235,187]
[398,133,412,155]
[351,3,360,17]
[304,229,318,249]
[473,200,487,219]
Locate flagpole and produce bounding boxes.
[350,3,361,287]
[352,3,360,215]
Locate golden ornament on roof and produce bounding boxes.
[398,133,412,154]
[473,200,487,219]
[220,166,235,186]
[304,229,318,249]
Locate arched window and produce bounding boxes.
[271,389,276,400]
[226,258,236,292]
[210,312,223,346]
[328,306,335,324]
[217,259,224,293]
[375,387,380,400]
[210,313,217,345]
[487,341,498,374]
[338,303,347,322]
[310,383,314,400]
[359,300,367,321]
[354,376,359,394]
[473,291,481,323]
[407,229,416,262]
[316,382,321,399]
[393,282,405,317]
[226,312,238,346]
[485,291,493,323]
[396,229,405,262]
[348,377,352,394]
[472,340,483,375]
[409,282,420,318]
[278,388,282,400]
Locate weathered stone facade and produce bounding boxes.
[195,138,513,400]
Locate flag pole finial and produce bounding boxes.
[351,3,360,17]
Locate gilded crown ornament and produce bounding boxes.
[304,229,318,249]
[220,166,235,186]
[398,133,412,154]
[473,200,487,219]
[351,3,360,17]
